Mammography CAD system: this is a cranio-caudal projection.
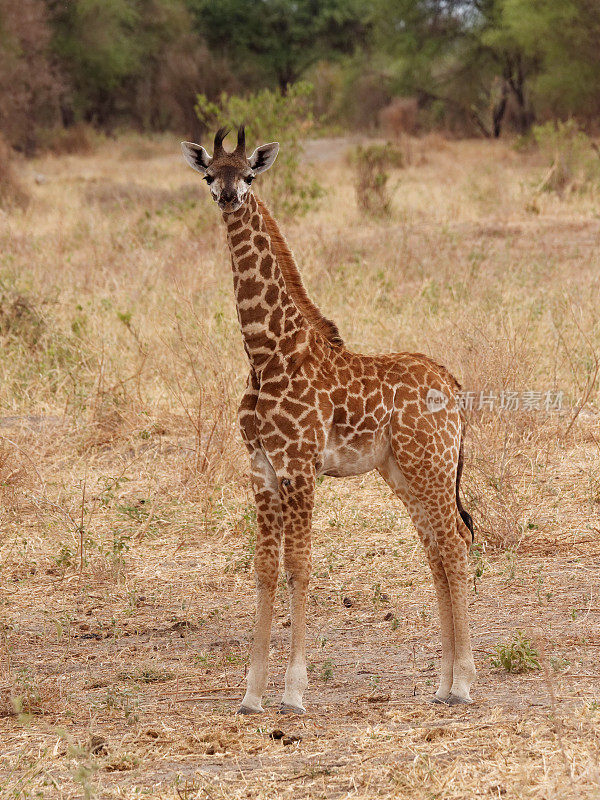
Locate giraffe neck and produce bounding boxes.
[224,193,308,374]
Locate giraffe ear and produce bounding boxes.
[248,142,279,174]
[181,141,211,174]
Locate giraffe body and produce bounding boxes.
[181,130,476,714]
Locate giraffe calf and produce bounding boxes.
[182,128,476,714]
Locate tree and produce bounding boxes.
[189,0,370,91]
[371,0,537,136]
[49,0,215,130]
[0,0,62,152]
[501,0,600,123]
[49,0,142,124]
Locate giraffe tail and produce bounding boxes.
[456,427,474,542]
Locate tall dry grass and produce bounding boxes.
[0,135,598,559]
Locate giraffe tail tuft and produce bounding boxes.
[456,428,474,542]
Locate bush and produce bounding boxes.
[46,123,95,156]
[309,59,392,131]
[0,285,44,344]
[532,120,600,195]
[378,97,418,138]
[195,82,323,216]
[351,143,403,216]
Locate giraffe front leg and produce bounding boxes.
[279,469,314,714]
[239,451,282,714]
[377,456,456,704]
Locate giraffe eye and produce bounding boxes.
[244,175,254,185]
[204,175,214,185]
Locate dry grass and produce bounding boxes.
[0,135,599,798]
[0,135,30,210]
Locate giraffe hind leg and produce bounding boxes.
[278,468,315,714]
[378,454,457,703]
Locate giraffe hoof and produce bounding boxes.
[431,694,449,705]
[278,703,305,715]
[237,705,263,715]
[446,693,473,706]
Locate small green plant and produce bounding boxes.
[102,686,139,722]
[501,550,517,581]
[352,143,403,216]
[11,668,43,716]
[490,631,541,673]
[196,82,323,216]
[55,544,75,570]
[118,666,174,684]
[110,532,130,575]
[550,656,570,673]
[321,659,333,681]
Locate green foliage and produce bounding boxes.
[50,0,203,127]
[51,0,141,116]
[321,659,334,681]
[2,0,600,143]
[190,0,369,90]
[490,631,541,673]
[371,0,536,136]
[196,83,324,215]
[502,0,600,119]
[352,143,403,216]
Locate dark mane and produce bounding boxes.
[256,198,344,347]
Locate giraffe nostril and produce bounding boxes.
[221,190,235,203]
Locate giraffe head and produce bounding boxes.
[181,127,279,213]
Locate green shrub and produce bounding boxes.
[532,120,600,195]
[490,630,541,673]
[352,143,403,216]
[195,82,323,216]
[0,284,45,346]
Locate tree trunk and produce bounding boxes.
[492,80,509,138]
[507,54,534,134]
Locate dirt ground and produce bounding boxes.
[2,461,599,799]
[0,135,599,798]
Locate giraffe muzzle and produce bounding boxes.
[218,199,242,212]
[218,190,241,212]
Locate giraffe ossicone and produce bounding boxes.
[181,128,476,714]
